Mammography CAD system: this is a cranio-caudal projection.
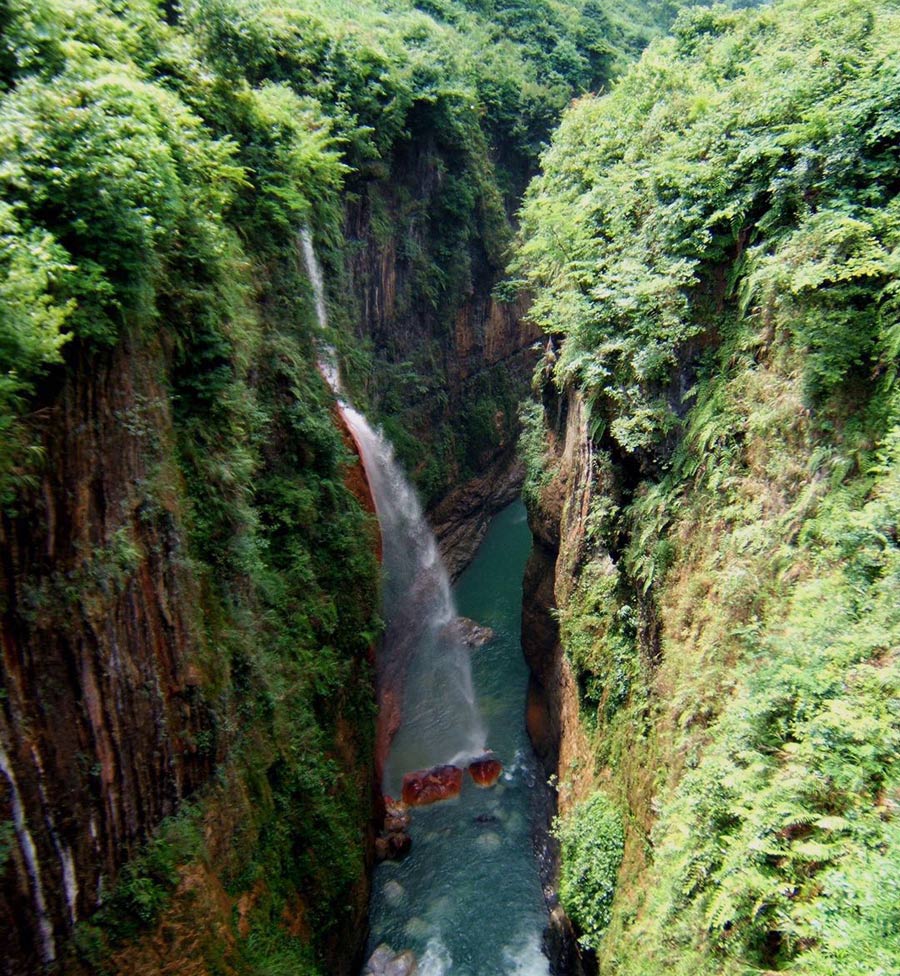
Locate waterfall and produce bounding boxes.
[298,227,341,393]
[299,226,328,331]
[299,229,485,793]
[341,405,487,790]
[30,743,79,925]
[0,740,57,965]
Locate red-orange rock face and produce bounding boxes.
[468,757,503,788]
[401,765,463,806]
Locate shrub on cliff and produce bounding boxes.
[556,791,625,950]
[515,0,900,460]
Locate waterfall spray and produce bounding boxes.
[299,228,485,792]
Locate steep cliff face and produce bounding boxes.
[514,3,900,973]
[0,2,680,971]
[0,334,212,970]
[522,389,596,813]
[339,126,542,545]
[519,387,605,976]
[0,325,381,975]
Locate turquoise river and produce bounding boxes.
[365,500,551,976]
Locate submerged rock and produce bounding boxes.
[385,950,417,976]
[384,880,405,907]
[365,944,395,975]
[445,616,495,648]
[476,831,502,850]
[401,764,463,806]
[468,755,503,788]
[388,831,412,858]
[404,917,429,939]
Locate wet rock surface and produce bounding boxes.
[468,755,503,788]
[445,616,495,648]
[430,453,527,581]
[0,335,216,966]
[364,944,417,976]
[376,797,412,862]
[401,765,463,806]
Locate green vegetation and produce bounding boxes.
[2,0,722,970]
[0,1,378,972]
[518,399,554,510]
[7,0,877,971]
[0,0,712,510]
[516,0,900,972]
[556,791,625,949]
[80,808,205,947]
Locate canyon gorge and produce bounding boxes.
[2,2,899,976]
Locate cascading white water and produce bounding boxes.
[341,405,487,790]
[0,741,56,965]
[300,229,485,792]
[299,226,328,330]
[302,228,551,976]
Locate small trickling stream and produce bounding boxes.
[365,501,550,976]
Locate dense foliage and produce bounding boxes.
[348,0,766,502]
[0,0,693,510]
[0,0,381,971]
[0,0,724,970]
[556,791,625,949]
[516,0,900,972]
[1,0,850,970]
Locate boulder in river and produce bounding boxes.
[468,755,503,788]
[364,945,395,975]
[385,950,417,976]
[401,764,463,806]
[476,831,503,850]
[376,796,412,861]
[384,796,411,833]
[364,945,417,976]
[375,834,411,861]
[387,831,412,858]
[444,616,495,648]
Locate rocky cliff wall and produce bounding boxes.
[0,330,380,976]
[0,335,212,971]
[340,134,541,544]
[522,389,600,813]
[520,386,604,976]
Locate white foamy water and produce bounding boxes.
[300,229,486,791]
[419,938,453,976]
[502,932,550,976]
[341,404,487,787]
[299,226,328,330]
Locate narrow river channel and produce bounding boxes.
[366,500,550,976]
